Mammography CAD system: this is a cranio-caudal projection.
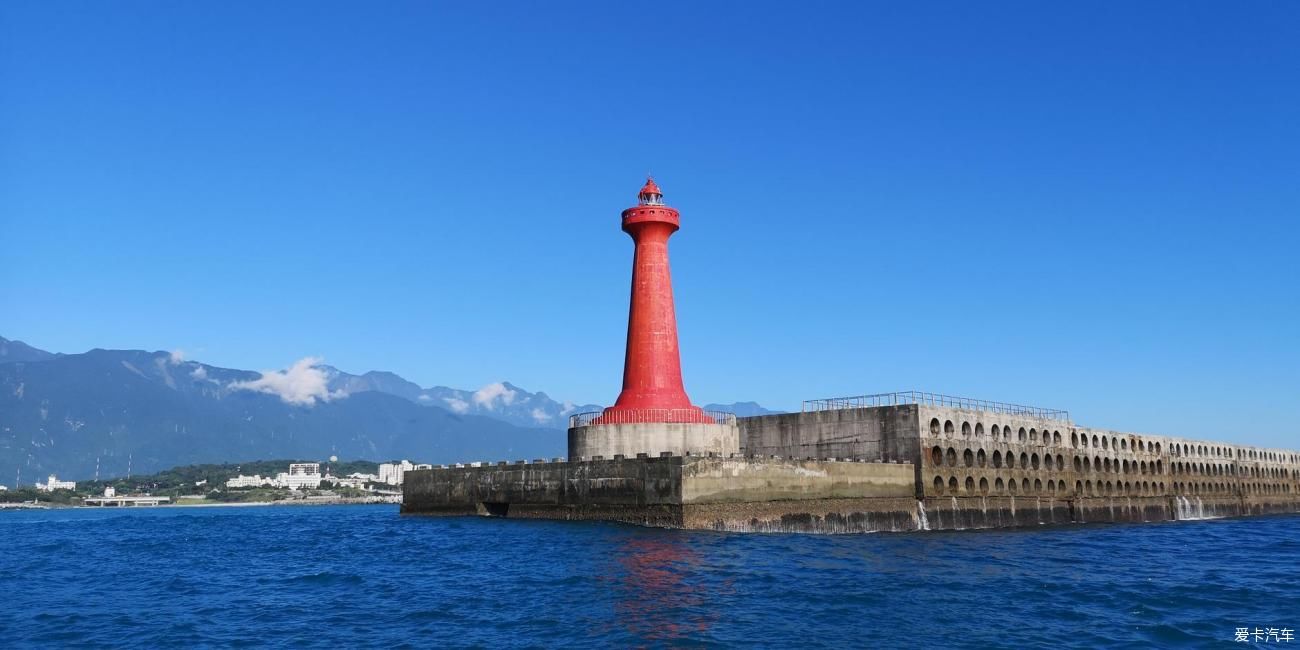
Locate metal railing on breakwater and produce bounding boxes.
[801,390,1070,422]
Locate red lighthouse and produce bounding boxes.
[598,178,711,424]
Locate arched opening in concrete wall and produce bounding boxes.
[992,450,1003,468]
[949,476,958,493]
[934,476,944,494]
[963,449,974,468]
[1140,460,1147,473]
[1072,432,1079,448]
[1102,457,1110,472]
[965,477,975,493]
[1056,454,1064,469]
[1005,452,1014,469]
[930,418,941,436]
[931,446,943,466]
[1076,480,1084,494]
[977,449,987,468]
[946,448,957,467]
[1112,437,1119,451]
[995,477,1005,492]
[1044,454,1053,471]
[979,477,989,494]
[1002,426,1011,441]
[1033,478,1042,492]
[1101,437,1109,450]
[1121,439,1128,451]
[1020,452,1029,468]
[1019,427,1028,442]
[1074,456,1083,472]
[1053,431,1061,446]
[975,423,984,437]
[944,420,955,436]
[962,421,972,438]
[991,424,1001,438]
[1031,453,1040,470]
[1008,477,1017,494]
[1030,428,1038,443]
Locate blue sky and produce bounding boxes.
[2,2,1298,445]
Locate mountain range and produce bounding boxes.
[0,336,775,481]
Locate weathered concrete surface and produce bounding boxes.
[739,405,921,464]
[401,457,682,514]
[683,497,920,533]
[406,401,1300,534]
[920,496,1074,530]
[402,456,918,533]
[681,457,914,503]
[567,422,740,460]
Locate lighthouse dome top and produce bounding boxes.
[637,177,664,205]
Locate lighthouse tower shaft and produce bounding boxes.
[601,179,708,423]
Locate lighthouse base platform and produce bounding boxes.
[566,422,740,461]
[400,455,922,533]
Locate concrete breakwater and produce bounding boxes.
[402,397,1300,533]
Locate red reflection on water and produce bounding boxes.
[612,536,725,641]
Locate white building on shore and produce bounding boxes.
[378,460,413,485]
[36,475,76,492]
[226,474,270,488]
[378,460,431,485]
[274,463,322,490]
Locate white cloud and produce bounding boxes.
[443,396,470,414]
[191,366,208,380]
[227,357,346,406]
[472,382,517,410]
[168,349,185,365]
[531,408,550,423]
[417,394,433,402]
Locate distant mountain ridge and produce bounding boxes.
[0,337,60,364]
[0,337,776,481]
[325,370,603,430]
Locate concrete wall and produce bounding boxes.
[742,403,1300,506]
[913,405,1300,506]
[404,402,1300,534]
[738,405,921,463]
[403,455,919,533]
[567,422,740,460]
[680,457,914,503]
[401,457,682,513]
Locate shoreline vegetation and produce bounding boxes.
[1,496,401,510]
[0,459,404,509]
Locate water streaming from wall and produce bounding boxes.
[1175,496,1213,521]
[915,500,930,531]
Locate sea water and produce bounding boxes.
[2,505,1297,647]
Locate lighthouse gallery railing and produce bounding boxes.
[568,410,738,428]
